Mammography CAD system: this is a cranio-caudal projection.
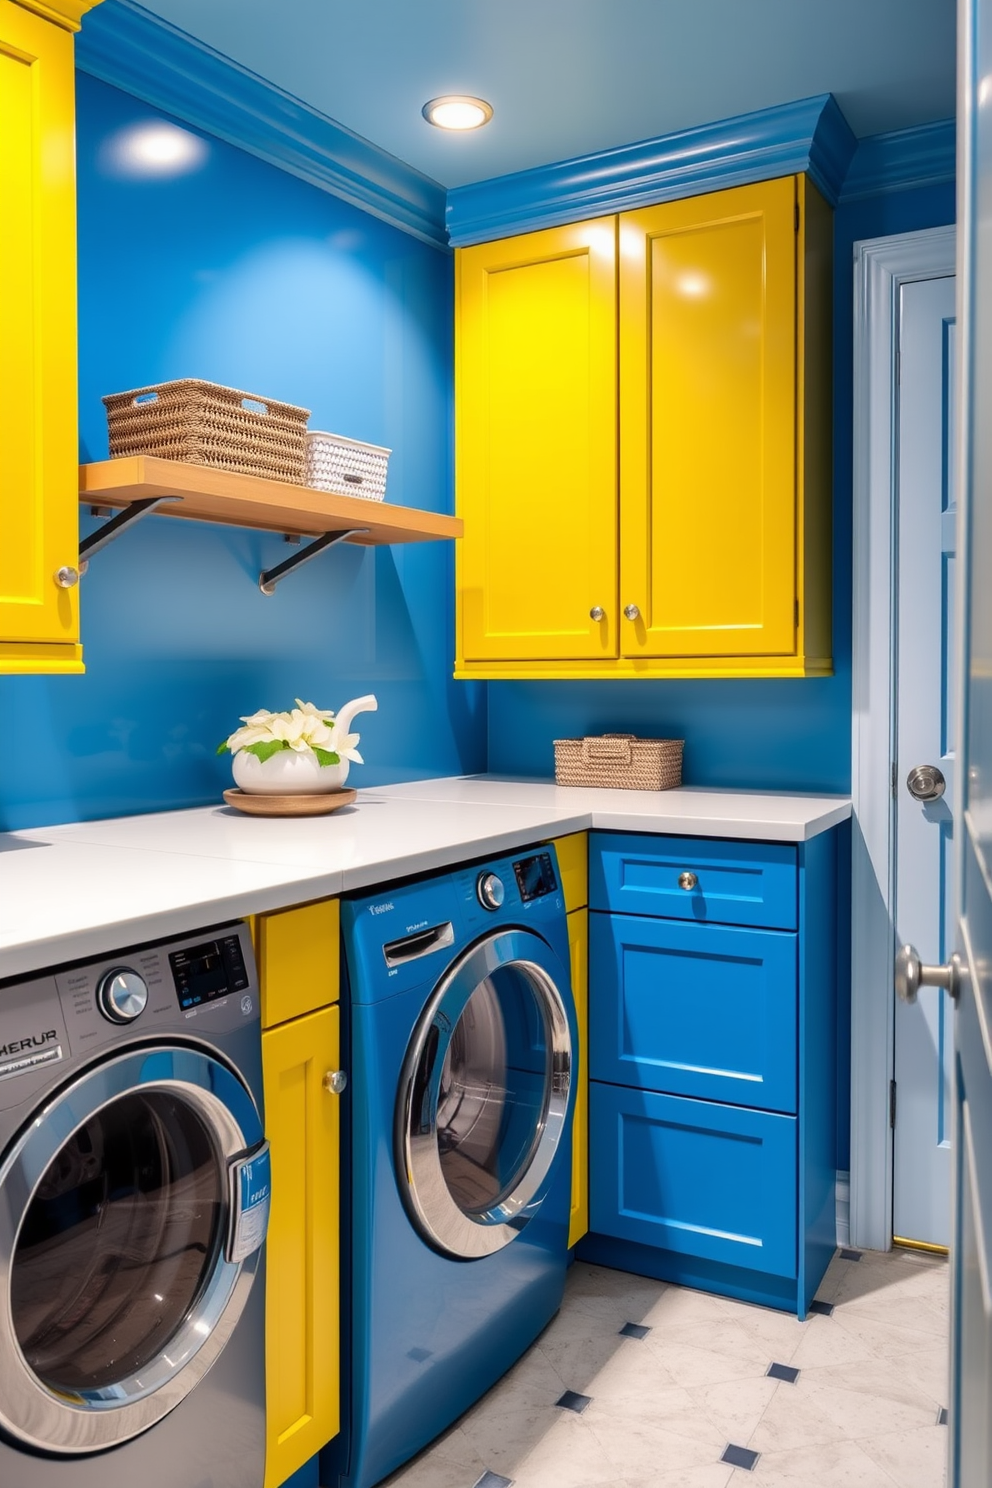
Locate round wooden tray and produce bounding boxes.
[223,787,357,818]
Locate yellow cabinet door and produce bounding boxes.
[263,1004,340,1488]
[256,898,340,1029]
[567,906,589,1248]
[619,177,798,660]
[456,218,619,665]
[0,0,83,674]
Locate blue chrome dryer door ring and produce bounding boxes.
[395,928,572,1259]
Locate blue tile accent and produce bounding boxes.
[446,94,857,245]
[840,1247,863,1261]
[619,1322,651,1339]
[767,1362,801,1383]
[75,0,448,249]
[474,1474,514,1488]
[722,1444,760,1471]
[938,1407,949,1425]
[556,1390,592,1413]
[841,120,956,201]
[809,1299,835,1316]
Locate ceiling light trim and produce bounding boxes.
[75,0,449,251]
[423,95,494,130]
[446,94,857,246]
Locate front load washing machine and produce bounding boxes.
[323,846,577,1488]
[0,920,270,1487]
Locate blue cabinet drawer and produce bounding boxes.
[589,833,798,930]
[589,1081,797,1280]
[589,912,797,1112]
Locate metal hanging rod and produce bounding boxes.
[258,528,370,595]
[79,496,182,572]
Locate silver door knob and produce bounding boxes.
[54,566,79,588]
[97,967,149,1023]
[589,606,605,622]
[678,871,698,891]
[623,603,640,621]
[906,765,946,802]
[323,1069,348,1095]
[895,944,965,1004]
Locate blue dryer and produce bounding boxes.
[323,847,577,1488]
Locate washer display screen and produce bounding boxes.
[169,934,249,1010]
[512,852,558,902]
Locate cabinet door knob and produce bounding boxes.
[623,603,640,621]
[678,871,698,891]
[589,606,605,622]
[323,1069,348,1095]
[895,944,964,1004]
[54,566,79,588]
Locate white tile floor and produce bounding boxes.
[381,1247,949,1488]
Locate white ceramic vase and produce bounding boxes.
[232,748,348,795]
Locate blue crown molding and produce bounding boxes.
[445,94,858,247]
[840,119,956,201]
[74,0,449,251]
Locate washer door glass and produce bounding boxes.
[0,1045,266,1456]
[13,1089,221,1394]
[398,928,573,1258]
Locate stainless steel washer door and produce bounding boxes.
[0,1044,267,1455]
[396,929,572,1259]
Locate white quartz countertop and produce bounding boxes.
[0,777,850,980]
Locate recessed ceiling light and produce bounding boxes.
[422,96,493,131]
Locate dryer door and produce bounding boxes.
[397,928,573,1259]
[0,1044,269,1455]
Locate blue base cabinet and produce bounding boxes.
[579,829,838,1318]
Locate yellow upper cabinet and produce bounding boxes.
[456,218,619,663]
[454,175,832,679]
[0,0,100,676]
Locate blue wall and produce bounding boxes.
[486,180,957,803]
[0,75,485,833]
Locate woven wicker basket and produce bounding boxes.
[553,733,684,791]
[102,379,311,485]
[305,430,391,501]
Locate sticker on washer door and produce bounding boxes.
[227,1142,271,1263]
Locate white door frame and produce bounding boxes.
[850,224,956,1252]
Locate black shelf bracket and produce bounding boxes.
[79,496,182,572]
[258,527,370,595]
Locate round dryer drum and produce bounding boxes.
[0,1044,268,1455]
[396,928,572,1258]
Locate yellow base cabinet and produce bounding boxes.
[262,1003,341,1488]
[0,0,99,675]
[455,175,832,680]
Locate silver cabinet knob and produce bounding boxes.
[895,944,965,1004]
[678,871,698,891]
[623,603,640,621]
[907,765,946,802]
[54,566,79,588]
[589,606,605,622]
[97,967,149,1023]
[323,1069,348,1095]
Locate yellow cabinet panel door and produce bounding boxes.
[567,906,589,1248]
[456,218,619,663]
[547,831,588,914]
[256,898,340,1029]
[263,1004,340,1488]
[0,0,82,673]
[619,177,798,659]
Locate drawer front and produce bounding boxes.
[589,912,797,1112]
[589,1082,797,1279]
[589,833,798,929]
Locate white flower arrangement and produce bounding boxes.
[217,700,364,769]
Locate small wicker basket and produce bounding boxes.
[102,379,311,485]
[553,733,684,791]
[304,430,391,501]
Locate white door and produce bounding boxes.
[892,273,957,1248]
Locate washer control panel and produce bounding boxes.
[511,851,558,903]
[97,967,149,1024]
[476,871,506,910]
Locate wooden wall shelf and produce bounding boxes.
[79,456,463,546]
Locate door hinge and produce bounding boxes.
[795,201,800,233]
[890,1079,897,1128]
[891,761,898,799]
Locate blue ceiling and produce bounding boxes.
[135,0,956,190]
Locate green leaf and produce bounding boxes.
[216,741,230,755]
[244,739,291,763]
[312,746,341,768]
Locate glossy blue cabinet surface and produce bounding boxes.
[589,1082,797,1280]
[589,911,798,1112]
[589,833,798,929]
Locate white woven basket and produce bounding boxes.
[304,430,390,501]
